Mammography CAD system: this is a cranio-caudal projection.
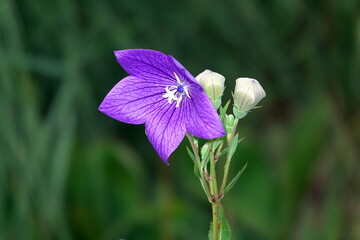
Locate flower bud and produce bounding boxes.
[196,69,225,109]
[201,143,210,160]
[233,77,266,119]
[224,114,235,141]
[224,114,235,135]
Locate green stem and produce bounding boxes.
[211,202,221,240]
[209,142,219,200]
[214,142,223,162]
[220,157,230,197]
[220,118,239,195]
[209,141,220,240]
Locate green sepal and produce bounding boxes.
[208,205,231,240]
[233,106,248,119]
[220,100,231,122]
[212,98,222,110]
[252,105,262,109]
[224,162,248,195]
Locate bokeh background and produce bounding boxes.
[1,0,360,239]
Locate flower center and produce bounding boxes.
[162,72,191,108]
[177,85,184,93]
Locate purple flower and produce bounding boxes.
[99,49,225,164]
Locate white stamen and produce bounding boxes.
[163,73,191,107]
[176,94,183,108]
[184,88,191,98]
[162,86,178,104]
[174,72,181,85]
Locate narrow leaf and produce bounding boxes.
[213,140,223,151]
[201,155,210,173]
[220,100,231,122]
[199,178,210,199]
[218,137,243,159]
[224,162,248,195]
[186,146,195,162]
[187,146,200,178]
[228,134,238,159]
[219,148,229,159]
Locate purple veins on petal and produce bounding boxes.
[185,84,226,139]
[99,49,225,164]
[145,100,186,164]
[114,49,177,85]
[98,76,165,125]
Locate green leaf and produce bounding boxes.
[199,178,210,199]
[186,146,195,162]
[208,205,231,240]
[201,154,210,173]
[219,148,229,159]
[228,134,238,159]
[187,146,200,178]
[224,162,248,195]
[187,146,209,198]
[219,136,243,159]
[213,140,223,151]
[220,100,231,122]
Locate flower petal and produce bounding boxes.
[99,76,165,124]
[169,55,198,84]
[114,49,180,85]
[185,84,226,139]
[145,102,186,164]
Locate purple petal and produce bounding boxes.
[145,102,186,164]
[114,49,180,85]
[185,84,226,139]
[99,76,165,124]
[101,49,226,164]
[169,55,198,84]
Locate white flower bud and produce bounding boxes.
[233,77,266,119]
[196,69,225,109]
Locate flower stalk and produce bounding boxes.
[220,118,239,195]
[185,72,265,240]
[99,49,266,240]
[211,202,221,240]
[209,142,221,240]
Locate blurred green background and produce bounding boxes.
[1,0,359,239]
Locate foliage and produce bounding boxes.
[0,0,359,239]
